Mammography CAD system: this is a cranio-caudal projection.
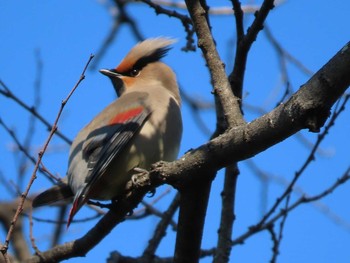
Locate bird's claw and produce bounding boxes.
[131,167,150,187]
[147,188,156,197]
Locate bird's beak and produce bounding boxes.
[99,68,125,97]
[99,69,122,78]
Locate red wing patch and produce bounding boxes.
[108,106,144,125]
[67,202,77,228]
[67,195,84,228]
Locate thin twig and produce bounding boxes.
[180,88,214,137]
[17,49,44,189]
[264,25,313,77]
[50,206,68,247]
[267,224,279,263]
[245,159,350,230]
[132,187,172,218]
[0,80,72,145]
[24,212,101,225]
[90,0,144,70]
[264,95,350,261]
[29,206,40,256]
[232,166,350,246]
[135,0,286,15]
[263,25,313,105]
[0,118,57,183]
[139,0,195,51]
[214,164,239,263]
[0,171,17,196]
[141,193,180,261]
[0,54,94,261]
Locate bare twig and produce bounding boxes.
[26,212,101,225]
[264,25,313,77]
[259,94,350,227]
[180,88,214,136]
[90,0,144,70]
[264,94,350,261]
[0,199,32,262]
[0,171,17,196]
[0,118,57,183]
[0,54,94,261]
[51,206,68,248]
[142,193,180,262]
[17,49,44,189]
[136,0,286,15]
[263,25,313,105]
[232,167,350,246]
[186,0,245,130]
[139,0,195,51]
[214,164,239,263]
[131,187,172,218]
[29,206,40,257]
[89,15,123,71]
[0,80,72,145]
[231,0,244,41]
[245,158,350,230]
[267,224,279,263]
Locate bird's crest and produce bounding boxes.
[115,38,176,74]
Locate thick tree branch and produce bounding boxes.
[174,175,213,263]
[174,0,243,261]
[151,41,350,182]
[185,0,245,129]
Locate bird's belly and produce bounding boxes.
[88,113,181,200]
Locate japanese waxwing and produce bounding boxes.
[32,38,182,227]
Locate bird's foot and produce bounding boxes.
[131,167,151,188]
[131,168,156,197]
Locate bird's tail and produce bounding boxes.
[32,184,73,207]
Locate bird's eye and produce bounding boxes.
[130,68,140,77]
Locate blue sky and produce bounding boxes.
[1,0,350,262]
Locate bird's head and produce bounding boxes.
[100,38,179,101]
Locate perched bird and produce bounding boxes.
[32,38,182,227]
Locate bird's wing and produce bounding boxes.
[67,95,151,227]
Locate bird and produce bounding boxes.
[32,38,182,227]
